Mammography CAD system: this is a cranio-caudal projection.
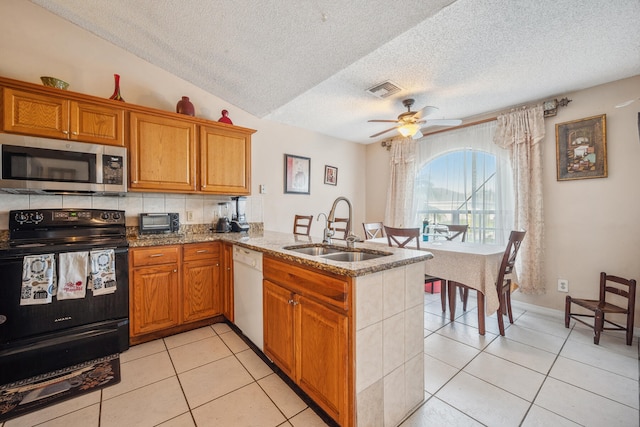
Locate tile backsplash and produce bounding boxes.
[0,193,264,230]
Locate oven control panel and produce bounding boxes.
[10,209,125,227]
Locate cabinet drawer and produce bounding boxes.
[131,246,180,267]
[183,242,219,261]
[263,257,349,312]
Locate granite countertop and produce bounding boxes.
[129,230,432,277]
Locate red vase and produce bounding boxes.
[109,74,124,102]
[176,96,195,116]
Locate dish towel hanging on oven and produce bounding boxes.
[57,251,89,300]
[89,249,117,295]
[20,254,56,305]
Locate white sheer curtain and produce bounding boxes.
[414,121,514,243]
[494,104,545,295]
[384,136,416,227]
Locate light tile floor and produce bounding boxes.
[3,292,639,427]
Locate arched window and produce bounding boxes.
[414,121,514,244]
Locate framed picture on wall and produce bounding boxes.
[556,114,607,181]
[324,165,338,185]
[284,154,310,194]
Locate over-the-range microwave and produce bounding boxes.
[0,133,127,195]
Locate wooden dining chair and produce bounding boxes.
[329,217,350,240]
[565,272,636,345]
[448,230,526,336]
[293,215,313,236]
[384,226,420,249]
[362,222,384,239]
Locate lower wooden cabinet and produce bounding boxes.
[130,242,224,344]
[182,242,221,323]
[263,257,352,427]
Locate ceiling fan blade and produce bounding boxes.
[368,119,399,123]
[370,126,399,138]
[414,105,439,119]
[423,119,462,128]
[412,130,424,139]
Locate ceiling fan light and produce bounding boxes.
[398,123,419,137]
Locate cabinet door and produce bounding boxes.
[130,264,180,336]
[182,257,221,323]
[129,112,197,192]
[296,295,348,425]
[221,243,234,322]
[200,125,251,194]
[263,280,295,378]
[2,88,69,138]
[70,100,124,146]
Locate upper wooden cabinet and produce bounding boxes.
[200,124,252,195]
[129,111,197,192]
[2,87,124,146]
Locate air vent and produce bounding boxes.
[366,81,403,98]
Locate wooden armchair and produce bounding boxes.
[565,272,636,345]
[293,215,313,236]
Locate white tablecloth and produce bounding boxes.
[368,238,514,315]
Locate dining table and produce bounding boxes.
[367,237,515,335]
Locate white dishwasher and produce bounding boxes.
[233,246,264,350]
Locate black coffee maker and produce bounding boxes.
[230,196,250,232]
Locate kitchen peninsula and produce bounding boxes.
[128,229,431,427]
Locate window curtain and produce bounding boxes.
[494,104,545,295]
[415,121,514,243]
[384,137,416,227]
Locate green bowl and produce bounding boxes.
[40,76,69,90]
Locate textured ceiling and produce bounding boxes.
[31,0,640,144]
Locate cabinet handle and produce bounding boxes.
[150,253,165,258]
[173,269,177,273]
[287,299,299,305]
[62,130,69,135]
[196,249,208,253]
[72,131,78,135]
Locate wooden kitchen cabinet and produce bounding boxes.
[263,257,351,426]
[130,243,225,344]
[2,87,124,146]
[200,124,253,195]
[130,246,181,337]
[128,111,197,192]
[221,242,234,322]
[182,242,221,323]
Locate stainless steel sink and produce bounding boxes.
[283,245,344,256]
[283,244,392,262]
[321,251,390,262]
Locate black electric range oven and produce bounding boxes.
[0,209,129,385]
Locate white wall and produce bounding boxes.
[366,75,640,320]
[0,0,366,238]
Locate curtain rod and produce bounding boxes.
[421,97,572,137]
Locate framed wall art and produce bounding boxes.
[284,154,310,194]
[556,114,607,181]
[324,165,338,185]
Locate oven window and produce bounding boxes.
[3,146,95,183]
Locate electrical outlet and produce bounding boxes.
[186,211,194,221]
[259,184,266,194]
[558,279,569,293]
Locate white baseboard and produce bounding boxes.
[510,299,640,338]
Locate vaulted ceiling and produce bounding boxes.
[31,0,640,143]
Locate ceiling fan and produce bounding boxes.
[368,98,462,139]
